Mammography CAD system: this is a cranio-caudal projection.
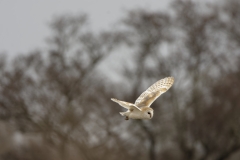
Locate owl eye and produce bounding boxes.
[147,112,151,114]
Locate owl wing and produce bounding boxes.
[111,98,142,111]
[134,77,174,108]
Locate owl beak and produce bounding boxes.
[149,113,152,118]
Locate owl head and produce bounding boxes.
[142,107,154,119]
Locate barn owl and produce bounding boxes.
[111,77,174,120]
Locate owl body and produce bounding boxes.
[111,77,174,120]
[120,107,153,119]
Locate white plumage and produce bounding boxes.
[111,77,174,120]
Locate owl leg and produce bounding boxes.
[120,111,130,120]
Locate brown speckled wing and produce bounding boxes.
[135,77,174,108]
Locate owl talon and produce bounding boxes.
[125,116,129,120]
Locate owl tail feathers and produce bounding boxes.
[119,112,126,116]
[120,111,130,120]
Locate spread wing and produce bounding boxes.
[111,98,142,111]
[134,77,174,108]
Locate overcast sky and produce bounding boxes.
[0,0,173,56]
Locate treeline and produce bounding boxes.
[0,0,240,160]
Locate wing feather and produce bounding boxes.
[135,77,174,108]
[111,98,142,111]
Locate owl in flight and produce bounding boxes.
[111,77,174,120]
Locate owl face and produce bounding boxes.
[142,108,154,119]
[145,110,154,119]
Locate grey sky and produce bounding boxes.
[0,0,171,56]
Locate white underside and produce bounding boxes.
[119,110,150,119]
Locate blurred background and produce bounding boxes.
[0,0,240,160]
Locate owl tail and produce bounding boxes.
[119,112,126,116]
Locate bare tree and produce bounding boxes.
[0,14,131,160]
[1,1,240,160]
